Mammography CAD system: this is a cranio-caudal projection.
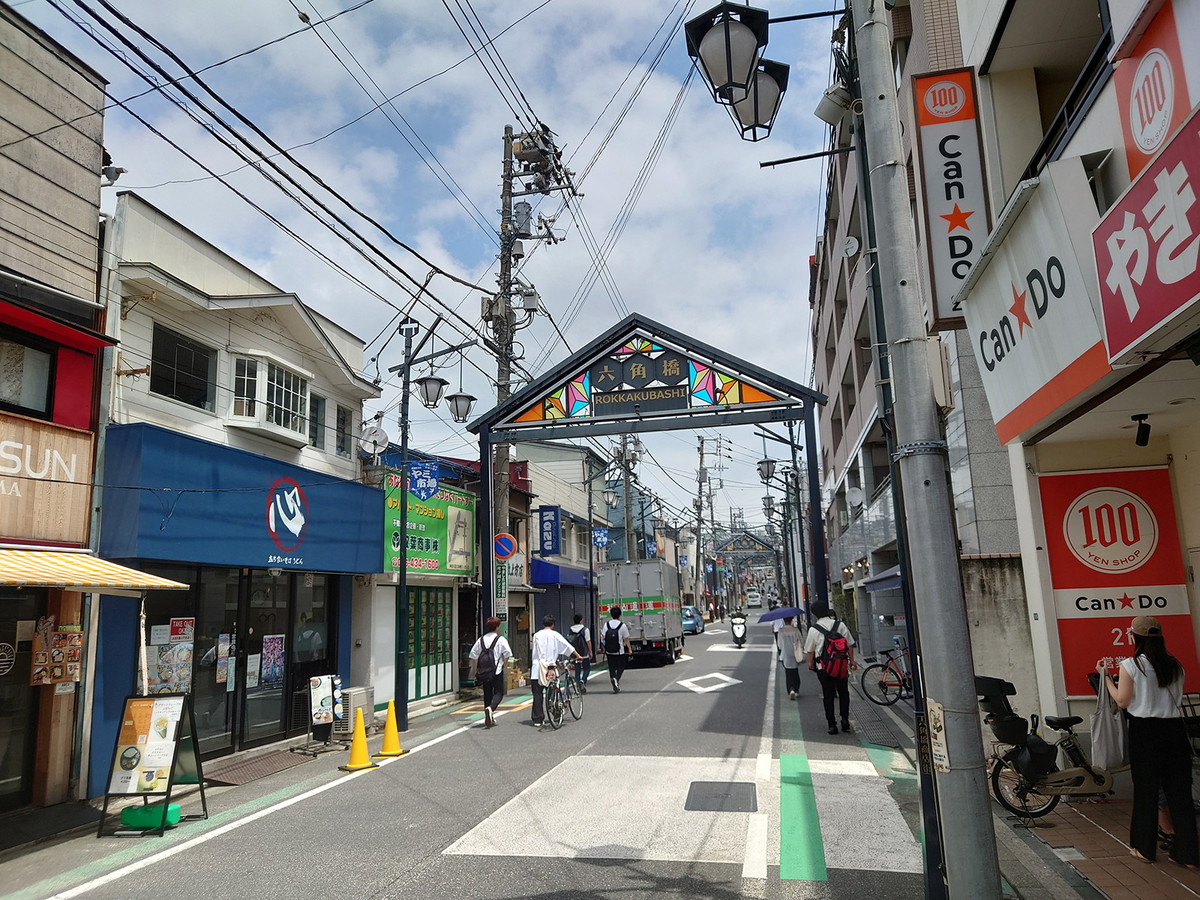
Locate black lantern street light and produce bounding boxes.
[387,317,475,731]
[684,3,770,104]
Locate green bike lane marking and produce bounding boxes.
[777,678,828,882]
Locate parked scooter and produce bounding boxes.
[730,611,747,648]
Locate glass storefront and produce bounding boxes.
[0,590,44,812]
[407,585,453,700]
[140,567,339,757]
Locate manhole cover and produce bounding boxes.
[684,781,757,812]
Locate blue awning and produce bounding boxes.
[862,565,902,593]
[530,558,590,587]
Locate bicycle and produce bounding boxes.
[977,675,1115,818]
[860,641,913,706]
[543,654,583,729]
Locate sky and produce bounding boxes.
[19,0,837,533]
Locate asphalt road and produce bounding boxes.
[2,621,925,899]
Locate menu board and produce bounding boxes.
[308,675,343,725]
[147,643,193,693]
[107,696,185,795]
[30,625,83,686]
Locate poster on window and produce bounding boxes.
[260,635,285,686]
[147,643,193,693]
[30,625,84,686]
[1039,466,1199,696]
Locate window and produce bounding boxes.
[229,355,309,444]
[150,324,215,410]
[309,393,326,449]
[233,358,257,417]
[0,329,52,417]
[265,362,307,432]
[335,404,352,457]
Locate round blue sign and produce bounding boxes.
[494,533,517,560]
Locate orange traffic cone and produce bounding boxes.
[338,707,379,772]
[373,700,408,758]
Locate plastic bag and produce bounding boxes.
[1089,682,1129,770]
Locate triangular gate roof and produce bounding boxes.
[468,313,826,441]
[715,532,776,554]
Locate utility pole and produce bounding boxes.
[483,123,573,625]
[850,1,1000,896]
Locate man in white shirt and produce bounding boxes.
[601,605,633,693]
[530,615,583,728]
[803,600,858,735]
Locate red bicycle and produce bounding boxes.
[860,643,912,706]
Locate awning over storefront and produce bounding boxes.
[0,549,188,597]
[862,565,902,593]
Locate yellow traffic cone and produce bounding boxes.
[338,707,379,772]
[373,700,408,758]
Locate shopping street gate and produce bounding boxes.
[466,313,828,616]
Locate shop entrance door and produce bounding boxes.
[408,585,453,700]
[238,570,291,749]
[0,590,43,812]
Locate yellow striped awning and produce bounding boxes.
[0,550,188,595]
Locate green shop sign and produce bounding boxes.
[384,470,476,575]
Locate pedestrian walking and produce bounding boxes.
[772,617,784,661]
[778,616,803,699]
[530,615,582,728]
[602,605,632,693]
[568,614,592,693]
[468,616,512,728]
[804,600,857,735]
[1097,616,1198,867]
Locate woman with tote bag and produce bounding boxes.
[1097,615,1197,867]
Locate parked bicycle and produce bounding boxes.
[543,653,584,729]
[860,638,913,706]
[976,675,1116,818]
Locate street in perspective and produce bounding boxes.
[4,1,1200,899]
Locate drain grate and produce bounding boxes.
[850,702,902,749]
[684,781,758,813]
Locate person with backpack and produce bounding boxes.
[602,605,633,693]
[804,600,857,735]
[468,616,513,728]
[568,614,592,693]
[530,615,584,728]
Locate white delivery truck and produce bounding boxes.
[596,559,685,664]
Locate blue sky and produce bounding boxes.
[22,0,836,529]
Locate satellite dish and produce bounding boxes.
[842,235,861,257]
[846,486,864,507]
[360,425,390,453]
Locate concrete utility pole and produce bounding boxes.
[849,1,1001,896]
[696,437,706,606]
[491,126,516,578]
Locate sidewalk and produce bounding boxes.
[1009,776,1200,900]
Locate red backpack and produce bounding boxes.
[814,619,850,679]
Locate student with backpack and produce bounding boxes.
[568,614,592,693]
[468,616,513,728]
[602,605,633,693]
[803,600,858,735]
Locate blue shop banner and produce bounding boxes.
[101,423,382,572]
[538,506,561,556]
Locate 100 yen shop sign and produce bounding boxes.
[1040,466,1198,695]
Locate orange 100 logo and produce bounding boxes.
[923,80,965,119]
[1063,487,1158,573]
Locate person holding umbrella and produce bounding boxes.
[759,606,806,698]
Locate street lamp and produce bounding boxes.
[386,317,475,731]
[687,4,1000,895]
[684,3,770,103]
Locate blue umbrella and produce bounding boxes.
[757,606,804,623]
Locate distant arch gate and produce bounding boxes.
[467,313,829,620]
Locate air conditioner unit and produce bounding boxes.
[333,685,375,736]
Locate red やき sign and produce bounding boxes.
[1039,467,1198,696]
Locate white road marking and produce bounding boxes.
[807,759,876,777]
[676,672,742,693]
[742,813,769,880]
[708,643,774,652]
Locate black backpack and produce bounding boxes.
[569,625,589,658]
[476,634,499,682]
[603,620,623,653]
